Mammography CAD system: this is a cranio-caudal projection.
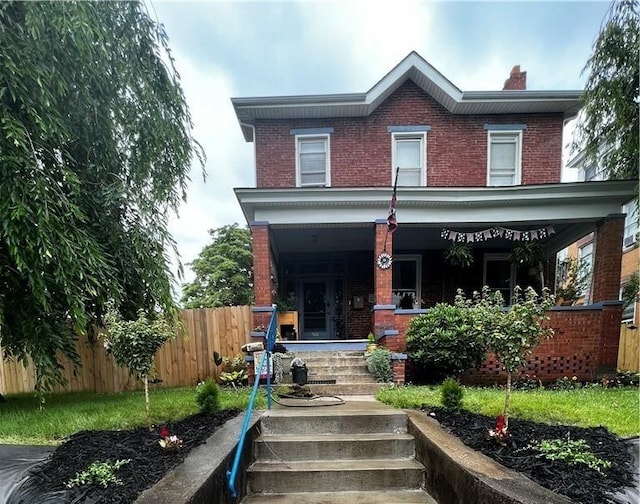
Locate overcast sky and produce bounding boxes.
[151,0,611,291]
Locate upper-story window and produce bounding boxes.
[623,199,639,248]
[292,128,334,187]
[389,126,430,187]
[485,125,526,187]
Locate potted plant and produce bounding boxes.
[444,242,474,268]
[366,332,378,353]
[509,241,545,288]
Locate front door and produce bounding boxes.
[300,278,344,340]
[301,280,330,340]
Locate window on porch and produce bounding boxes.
[483,253,514,304]
[392,254,421,308]
[623,199,638,249]
[578,242,593,302]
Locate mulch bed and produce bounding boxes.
[422,406,637,504]
[19,409,240,504]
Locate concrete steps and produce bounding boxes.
[277,350,384,396]
[241,402,435,503]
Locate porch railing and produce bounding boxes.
[226,305,276,499]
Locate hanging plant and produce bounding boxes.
[444,242,474,268]
[509,241,543,266]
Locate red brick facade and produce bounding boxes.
[255,81,563,189]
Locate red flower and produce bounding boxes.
[160,426,170,438]
[495,415,506,433]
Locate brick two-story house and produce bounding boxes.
[233,52,636,383]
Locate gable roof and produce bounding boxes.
[232,51,583,141]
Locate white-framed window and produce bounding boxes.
[487,131,522,186]
[578,242,594,301]
[392,132,426,186]
[620,284,637,323]
[392,254,422,308]
[623,199,639,248]
[483,253,515,304]
[296,134,330,187]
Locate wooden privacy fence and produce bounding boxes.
[617,324,639,372]
[0,306,252,395]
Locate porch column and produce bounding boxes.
[374,220,393,305]
[251,221,273,329]
[591,214,625,376]
[592,214,624,303]
[373,220,399,357]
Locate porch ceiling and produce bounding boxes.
[269,222,588,257]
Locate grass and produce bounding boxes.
[0,386,265,445]
[376,385,640,437]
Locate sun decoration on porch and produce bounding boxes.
[376,252,393,269]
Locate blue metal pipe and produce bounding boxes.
[226,306,277,499]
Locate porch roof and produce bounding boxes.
[235,180,636,255]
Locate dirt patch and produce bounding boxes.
[422,406,636,504]
[22,409,240,503]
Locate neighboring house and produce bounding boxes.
[563,151,639,325]
[233,52,636,383]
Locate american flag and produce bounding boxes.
[387,167,399,234]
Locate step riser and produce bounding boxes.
[260,413,406,435]
[255,438,414,460]
[298,358,368,367]
[248,467,423,493]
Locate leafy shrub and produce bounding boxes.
[66,459,131,488]
[195,378,221,413]
[512,374,542,391]
[222,354,247,373]
[529,438,611,473]
[366,348,392,383]
[406,302,487,377]
[440,377,463,410]
[550,376,582,391]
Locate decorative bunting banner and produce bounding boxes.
[440,225,555,243]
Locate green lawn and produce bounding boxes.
[376,385,640,437]
[0,387,264,445]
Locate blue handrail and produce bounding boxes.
[226,305,277,499]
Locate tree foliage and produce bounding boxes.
[181,224,253,308]
[576,0,639,181]
[478,286,554,427]
[0,1,203,391]
[104,309,173,429]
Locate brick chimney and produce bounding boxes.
[503,65,527,90]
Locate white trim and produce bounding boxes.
[234,181,637,226]
[392,254,422,308]
[391,131,427,186]
[486,130,522,186]
[295,134,331,188]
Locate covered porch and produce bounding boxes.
[238,181,635,380]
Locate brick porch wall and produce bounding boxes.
[395,305,622,384]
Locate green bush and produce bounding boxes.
[406,302,487,377]
[195,378,221,413]
[366,348,393,383]
[440,377,463,410]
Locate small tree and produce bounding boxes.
[104,310,174,429]
[482,286,554,428]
